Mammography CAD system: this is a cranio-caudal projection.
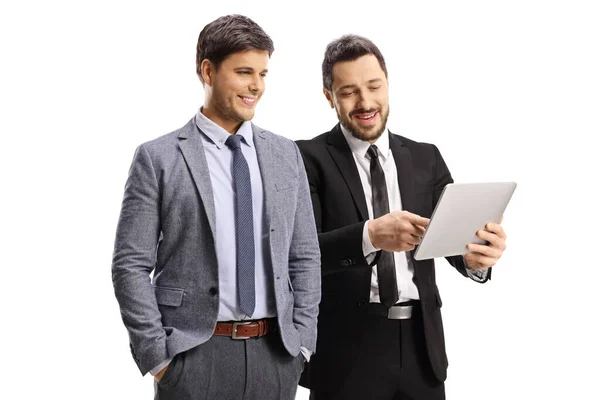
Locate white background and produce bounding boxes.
[1,1,599,399]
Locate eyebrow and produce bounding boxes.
[336,78,383,92]
[234,66,269,74]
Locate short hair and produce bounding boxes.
[196,14,274,84]
[322,34,388,91]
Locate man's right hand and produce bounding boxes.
[368,211,429,252]
[154,364,169,382]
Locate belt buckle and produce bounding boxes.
[387,305,413,320]
[232,321,252,340]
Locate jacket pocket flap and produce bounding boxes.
[155,286,184,307]
[275,182,294,191]
[435,288,443,307]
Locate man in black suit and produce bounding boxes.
[297,35,508,400]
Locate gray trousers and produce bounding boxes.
[154,332,304,400]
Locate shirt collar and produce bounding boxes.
[195,108,254,149]
[340,123,390,161]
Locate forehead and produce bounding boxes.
[331,54,386,90]
[220,49,270,69]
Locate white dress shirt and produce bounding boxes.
[339,125,487,305]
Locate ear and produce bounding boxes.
[323,88,335,108]
[200,59,214,86]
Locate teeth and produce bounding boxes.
[357,113,376,120]
[241,96,256,103]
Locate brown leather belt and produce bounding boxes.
[213,318,277,339]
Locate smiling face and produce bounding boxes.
[201,49,269,133]
[325,54,390,143]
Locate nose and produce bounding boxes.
[356,91,373,112]
[248,74,264,93]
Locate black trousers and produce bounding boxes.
[310,308,445,400]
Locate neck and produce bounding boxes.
[201,105,242,134]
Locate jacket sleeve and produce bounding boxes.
[111,144,169,375]
[287,143,322,353]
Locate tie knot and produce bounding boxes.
[225,134,244,150]
[367,145,379,159]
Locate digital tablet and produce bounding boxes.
[413,182,517,260]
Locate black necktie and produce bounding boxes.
[225,134,255,317]
[367,145,399,308]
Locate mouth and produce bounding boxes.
[351,110,379,126]
[239,95,257,107]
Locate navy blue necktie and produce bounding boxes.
[225,134,255,317]
[367,145,399,308]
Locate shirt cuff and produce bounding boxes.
[362,221,379,257]
[150,359,171,376]
[463,256,489,282]
[300,346,312,362]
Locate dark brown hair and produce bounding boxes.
[196,15,274,84]
[322,34,388,91]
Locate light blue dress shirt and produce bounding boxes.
[194,109,276,321]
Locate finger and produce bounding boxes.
[406,234,423,245]
[403,243,416,252]
[413,225,426,237]
[485,222,506,240]
[477,230,507,250]
[394,218,424,238]
[403,211,430,228]
[466,243,502,259]
[402,222,426,237]
[399,229,422,245]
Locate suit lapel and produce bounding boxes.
[252,124,274,229]
[326,125,369,221]
[177,119,217,239]
[389,132,423,271]
[389,132,416,214]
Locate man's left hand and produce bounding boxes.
[464,220,507,271]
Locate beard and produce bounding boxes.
[338,105,390,142]
[212,86,255,124]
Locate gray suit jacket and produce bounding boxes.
[112,117,321,375]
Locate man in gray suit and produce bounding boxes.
[112,15,321,400]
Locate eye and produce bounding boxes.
[370,86,381,91]
[260,73,267,78]
[238,70,251,75]
[341,91,355,97]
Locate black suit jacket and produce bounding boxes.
[296,125,489,392]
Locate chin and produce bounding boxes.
[350,124,385,142]
[236,109,255,122]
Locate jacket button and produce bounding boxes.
[357,300,367,308]
[209,287,218,296]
